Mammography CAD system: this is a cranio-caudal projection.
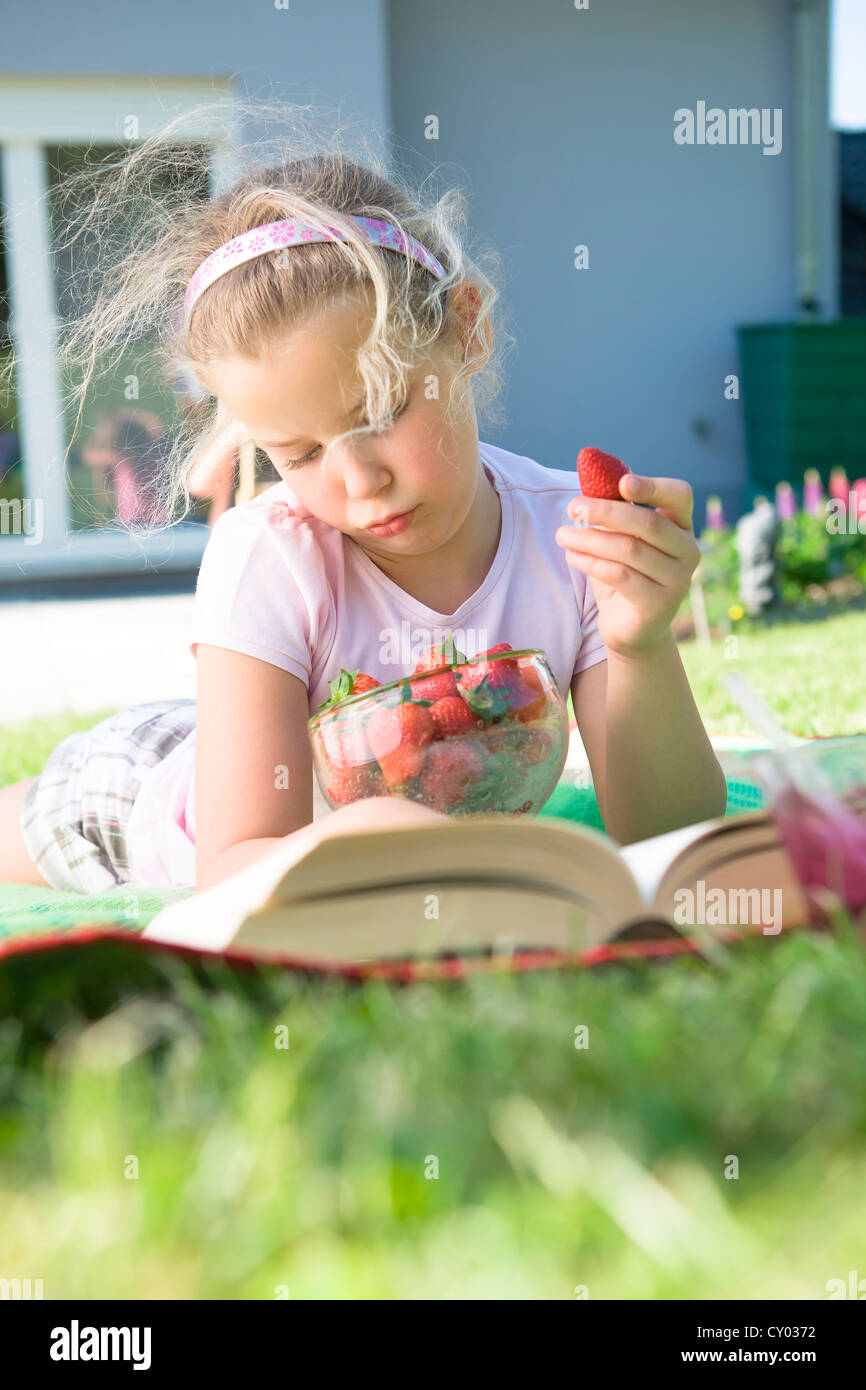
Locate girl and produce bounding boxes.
[0,110,727,895]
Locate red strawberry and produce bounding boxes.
[317,668,381,712]
[457,660,519,696]
[412,633,467,673]
[320,716,372,769]
[351,673,380,695]
[456,659,524,723]
[476,642,520,671]
[430,695,484,739]
[366,700,434,765]
[419,740,485,811]
[512,667,548,724]
[378,745,427,789]
[327,761,387,805]
[409,669,459,703]
[576,447,631,501]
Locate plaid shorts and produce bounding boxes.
[20,699,197,893]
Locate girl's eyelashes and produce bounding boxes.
[280,395,410,470]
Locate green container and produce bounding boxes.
[737,322,866,502]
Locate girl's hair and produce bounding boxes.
[13,97,513,535]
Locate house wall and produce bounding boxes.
[388,0,836,522]
[0,0,837,534]
[0,0,391,137]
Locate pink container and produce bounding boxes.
[750,736,866,923]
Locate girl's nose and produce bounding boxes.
[339,446,393,499]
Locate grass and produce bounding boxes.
[678,605,866,738]
[0,610,864,1299]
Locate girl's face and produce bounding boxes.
[202,289,484,560]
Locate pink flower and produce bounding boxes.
[774,481,797,520]
[829,467,850,505]
[704,494,728,531]
[802,468,825,518]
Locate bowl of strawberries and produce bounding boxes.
[307,639,570,817]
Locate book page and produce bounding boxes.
[619,819,725,903]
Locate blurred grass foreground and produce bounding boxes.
[0,609,865,1299]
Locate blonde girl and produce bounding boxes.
[0,101,726,895]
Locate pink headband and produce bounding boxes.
[184,214,447,321]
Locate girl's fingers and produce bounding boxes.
[563,547,664,606]
[566,476,700,560]
[618,473,695,531]
[556,521,684,587]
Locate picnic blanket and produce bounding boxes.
[0,767,766,947]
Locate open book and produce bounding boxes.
[142,809,809,965]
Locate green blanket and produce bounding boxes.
[0,773,766,943]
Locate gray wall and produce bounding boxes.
[388,0,837,524]
[0,0,391,138]
[0,0,837,524]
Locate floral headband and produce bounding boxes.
[184,214,447,322]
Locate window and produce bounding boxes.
[0,78,234,579]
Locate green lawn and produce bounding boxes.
[1,609,864,1299]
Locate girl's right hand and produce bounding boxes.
[194,644,451,891]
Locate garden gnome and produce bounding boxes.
[735,496,779,616]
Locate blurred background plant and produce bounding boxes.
[680,467,866,639]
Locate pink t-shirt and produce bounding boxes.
[125,440,607,888]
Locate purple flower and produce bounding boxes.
[775,480,797,519]
[704,494,728,530]
[802,467,825,518]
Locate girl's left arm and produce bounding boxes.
[560,472,728,845]
[571,639,728,845]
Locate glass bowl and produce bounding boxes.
[307,649,570,816]
[750,735,866,921]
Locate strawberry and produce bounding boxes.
[319,716,372,770]
[456,659,524,723]
[476,642,520,671]
[366,699,434,765]
[457,661,519,696]
[429,695,484,739]
[511,667,548,724]
[419,740,485,811]
[412,633,467,674]
[409,669,459,703]
[378,744,428,789]
[576,447,631,501]
[317,668,381,712]
[352,674,381,696]
[327,762,387,805]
